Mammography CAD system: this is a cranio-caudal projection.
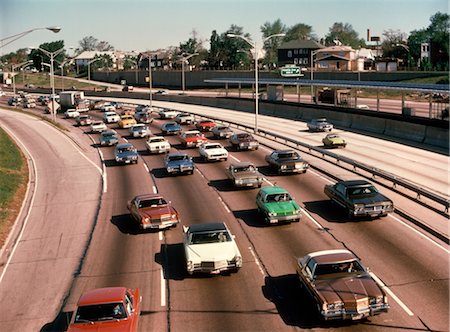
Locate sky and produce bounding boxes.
[1,0,448,55]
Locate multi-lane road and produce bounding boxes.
[0,95,448,331]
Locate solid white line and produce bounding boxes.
[160,268,166,307]
[309,169,334,184]
[248,246,266,277]
[153,185,157,194]
[159,231,163,241]
[0,127,38,284]
[229,154,241,162]
[300,207,325,230]
[217,195,230,213]
[98,150,107,193]
[389,214,449,253]
[370,272,414,316]
[144,163,149,173]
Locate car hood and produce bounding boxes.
[68,319,133,332]
[351,194,390,205]
[117,151,138,158]
[264,201,299,213]
[233,171,260,179]
[327,137,345,143]
[139,205,174,218]
[315,274,383,304]
[167,160,193,167]
[186,242,239,261]
[203,148,227,154]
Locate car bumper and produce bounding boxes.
[204,155,228,161]
[148,146,170,153]
[322,304,389,320]
[116,158,138,164]
[238,143,259,150]
[234,179,263,187]
[188,260,241,275]
[166,167,194,174]
[140,219,179,230]
[266,213,301,223]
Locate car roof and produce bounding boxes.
[135,193,162,201]
[188,222,227,233]
[116,143,133,148]
[77,287,127,306]
[272,149,296,153]
[230,161,255,168]
[167,152,188,157]
[339,180,372,187]
[259,186,289,194]
[306,249,357,264]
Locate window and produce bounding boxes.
[287,50,292,58]
[294,49,298,55]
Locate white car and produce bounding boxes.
[90,121,107,133]
[307,118,333,132]
[175,112,195,125]
[159,109,179,119]
[198,142,228,161]
[100,104,116,112]
[183,222,242,275]
[65,108,80,118]
[128,124,151,138]
[103,111,121,123]
[146,136,171,154]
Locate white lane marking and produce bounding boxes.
[300,207,325,230]
[309,169,334,184]
[123,138,128,143]
[248,246,266,277]
[160,268,166,307]
[229,154,241,162]
[389,214,449,254]
[159,231,163,241]
[153,186,157,194]
[217,195,230,213]
[0,127,38,284]
[144,163,149,173]
[98,150,107,193]
[370,272,414,316]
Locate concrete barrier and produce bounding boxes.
[384,121,426,143]
[423,126,450,150]
[351,114,387,134]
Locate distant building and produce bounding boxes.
[314,46,356,71]
[277,39,324,67]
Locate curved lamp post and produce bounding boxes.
[12,60,33,96]
[139,53,158,110]
[179,53,198,94]
[1,26,61,49]
[227,33,285,132]
[87,58,102,81]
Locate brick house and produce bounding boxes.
[277,39,324,68]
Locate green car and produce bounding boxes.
[322,133,347,148]
[100,131,119,146]
[255,186,301,224]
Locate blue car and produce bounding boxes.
[164,152,194,175]
[114,143,138,164]
[100,131,119,146]
[161,121,182,135]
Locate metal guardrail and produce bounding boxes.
[181,109,450,214]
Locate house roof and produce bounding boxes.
[278,39,325,50]
[317,45,355,53]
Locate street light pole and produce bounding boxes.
[310,49,319,103]
[139,53,157,110]
[12,60,33,96]
[227,33,285,132]
[1,26,61,49]
[87,58,101,81]
[179,53,199,94]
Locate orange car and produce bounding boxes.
[118,115,137,128]
[68,287,141,332]
[127,193,181,230]
[195,119,216,131]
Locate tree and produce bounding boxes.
[324,22,365,48]
[261,19,287,67]
[29,40,66,72]
[96,41,114,51]
[381,29,409,64]
[284,23,314,42]
[77,36,115,52]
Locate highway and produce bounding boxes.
[0,96,448,332]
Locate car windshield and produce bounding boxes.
[169,155,188,161]
[327,134,339,139]
[133,126,146,131]
[205,144,221,149]
[166,123,177,127]
[266,193,292,202]
[103,133,115,138]
[277,152,298,159]
[74,303,127,323]
[237,134,251,139]
[190,230,231,244]
[348,185,378,197]
[185,133,199,138]
[314,261,365,277]
[139,198,167,208]
[118,146,135,153]
[234,165,255,173]
[151,138,164,143]
[316,119,327,123]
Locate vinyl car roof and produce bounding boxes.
[307,249,357,264]
[339,180,372,187]
[188,222,227,233]
[77,287,127,306]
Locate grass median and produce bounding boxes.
[0,126,28,247]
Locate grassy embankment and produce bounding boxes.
[0,127,28,247]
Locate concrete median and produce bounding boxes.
[384,121,426,143]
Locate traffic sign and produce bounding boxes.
[280,65,302,77]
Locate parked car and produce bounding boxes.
[164,152,195,175]
[146,136,171,154]
[183,222,242,275]
[225,161,263,188]
[67,287,141,332]
[212,125,234,139]
[198,142,228,161]
[115,143,138,164]
[179,130,207,148]
[122,85,134,92]
[127,193,180,230]
[195,119,216,132]
[296,249,389,321]
[118,115,137,128]
[265,149,309,174]
[229,133,259,150]
[324,180,394,219]
[129,124,151,138]
[159,108,179,119]
[161,121,182,135]
[103,111,121,123]
[175,112,195,125]
[256,186,301,224]
[65,108,80,119]
[307,118,333,132]
[322,133,347,148]
[76,114,92,126]
[90,121,107,133]
[99,131,119,146]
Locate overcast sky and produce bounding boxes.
[1,0,447,55]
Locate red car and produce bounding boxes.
[127,193,180,230]
[68,287,141,332]
[195,119,216,131]
[179,130,207,148]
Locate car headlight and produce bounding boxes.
[235,255,242,267]
[171,214,177,219]
[144,217,150,223]
[268,212,277,217]
[294,209,301,214]
[370,295,384,305]
[235,179,243,184]
[280,165,287,169]
[186,260,193,271]
[325,302,344,311]
[354,204,365,212]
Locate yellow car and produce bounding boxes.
[118,115,137,128]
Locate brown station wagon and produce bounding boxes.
[296,249,389,321]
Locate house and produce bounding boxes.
[74,51,123,70]
[356,48,376,71]
[314,46,356,71]
[277,39,324,68]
